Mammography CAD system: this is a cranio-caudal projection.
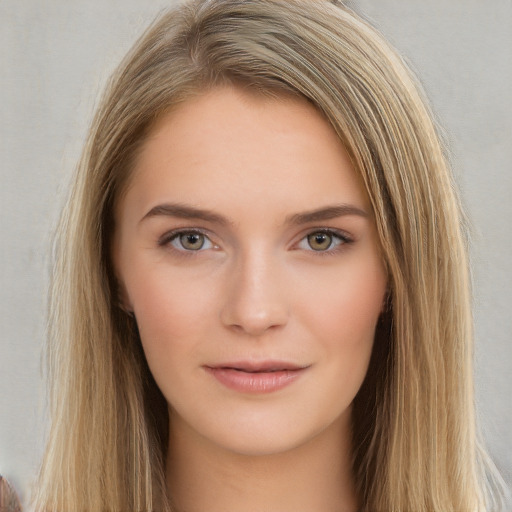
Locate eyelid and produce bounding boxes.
[294,228,353,252]
[158,228,216,251]
[157,226,354,254]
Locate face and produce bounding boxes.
[114,87,387,456]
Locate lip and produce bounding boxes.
[204,360,309,394]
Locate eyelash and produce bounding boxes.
[296,229,353,256]
[158,228,353,255]
[158,228,214,254]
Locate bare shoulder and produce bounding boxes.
[0,476,22,512]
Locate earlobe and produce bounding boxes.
[381,287,392,314]
[111,231,134,315]
[116,278,134,316]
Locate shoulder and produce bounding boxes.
[0,475,22,512]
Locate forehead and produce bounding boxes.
[121,86,369,221]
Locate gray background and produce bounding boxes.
[1,0,511,505]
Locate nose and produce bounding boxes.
[219,250,289,336]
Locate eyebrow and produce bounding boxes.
[141,203,232,226]
[285,204,369,224]
[141,202,369,225]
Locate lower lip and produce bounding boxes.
[205,367,306,393]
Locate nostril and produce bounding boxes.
[218,263,290,335]
[220,303,289,336]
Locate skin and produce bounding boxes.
[114,86,387,512]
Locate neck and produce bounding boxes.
[165,411,359,512]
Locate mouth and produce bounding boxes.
[204,361,310,393]
[210,361,307,372]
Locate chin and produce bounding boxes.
[176,402,351,458]
[215,429,311,457]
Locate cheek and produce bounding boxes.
[296,258,386,385]
[125,266,217,370]
[299,259,386,345]
[129,259,210,324]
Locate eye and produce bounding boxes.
[297,230,350,252]
[162,230,215,252]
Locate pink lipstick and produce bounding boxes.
[204,361,309,393]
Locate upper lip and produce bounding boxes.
[205,360,309,373]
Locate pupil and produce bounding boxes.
[182,233,204,250]
[309,232,331,251]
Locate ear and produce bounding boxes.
[116,278,134,315]
[381,285,392,314]
[378,262,391,314]
[111,229,134,315]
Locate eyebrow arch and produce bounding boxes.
[141,202,369,226]
[286,204,369,224]
[141,203,232,226]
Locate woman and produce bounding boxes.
[32,0,505,510]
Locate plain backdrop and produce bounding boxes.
[1,0,511,505]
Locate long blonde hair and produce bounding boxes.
[33,1,504,510]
